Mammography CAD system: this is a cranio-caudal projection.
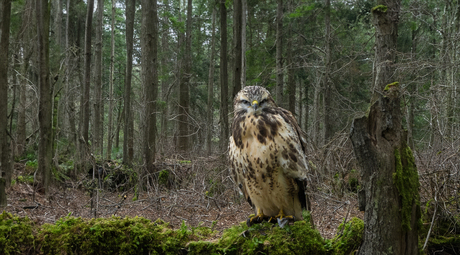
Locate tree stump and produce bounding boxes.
[350,86,421,255]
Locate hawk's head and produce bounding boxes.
[233,86,277,115]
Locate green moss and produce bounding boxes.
[0,211,35,255]
[393,146,420,231]
[325,217,364,255]
[158,169,169,185]
[187,217,326,255]
[371,5,388,13]
[384,82,399,91]
[1,212,362,254]
[35,216,209,255]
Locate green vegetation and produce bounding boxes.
[325,217,364,255]
[0,212,35,255]
[0,211,346,255]
[393,146,421,231]
[371,5,388,13]
[158,169,169,186]
[384,82,399,91]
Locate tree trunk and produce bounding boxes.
[36,0,53,194]
[286,1,295,114]
[206,5,217,156]
[177,0,192,152]
[80,0,94,170]
[17,52,29,157]
[106,0,116,159]
[232,0,242,99]
[275,0,283,106]
[93,0,104,156]
[65,0,78,157]
[323,0,333,142]
[141,0,158,195]
[351,2,421,254]
[159,0,170,152]
[53,0,63,48]
[241,0,247,87]
[297,77,302,128]
[312,82,321,145]
[303,78,309,133]
[407,26,418,150]
[220,0,229,151]
[0,0,12,194]
[123,0,135,166]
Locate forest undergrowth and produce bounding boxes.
[1,133,459,254]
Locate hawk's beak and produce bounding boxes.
[252,100,259,111]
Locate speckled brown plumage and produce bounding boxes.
[229,86,310,221]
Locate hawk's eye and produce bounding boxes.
[259,99,267,105]
[240,99,250,106]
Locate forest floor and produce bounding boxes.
[3,161,363,240]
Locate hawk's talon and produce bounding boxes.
[247,208,268,226]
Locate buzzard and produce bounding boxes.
[229,86,311,226]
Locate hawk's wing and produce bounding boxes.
[276,108,310,211]
[270,107,309,180]
[229,135,253,207]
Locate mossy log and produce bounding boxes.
[0,211,335,255]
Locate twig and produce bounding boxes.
[423,195,437,250]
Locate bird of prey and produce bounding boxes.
[229,86,311,226]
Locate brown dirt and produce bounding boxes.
[3,160,363,239]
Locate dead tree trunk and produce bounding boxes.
[350,2,421,254]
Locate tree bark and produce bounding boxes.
[93,0,104,156]
[159,0,170,152]
[303,78,309,133]
[0,0,12,194]
[220,0,229,151]
[177,0,192,152]
[53,0,63,48]
[16,1,34,158]
[106,0,116,159]
[123,0,135,166]
[275,0,283,106]
[141,0,158,193]
[286,1,295,114]
[36,0,53,194]
[206,4,217,156]
[351,2,421,254]
[323,0,333,142]
[232,0,242,99]
[80,0,94,170]
[241,0,247,88]
[65,0,78,159]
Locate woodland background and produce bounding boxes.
[0,0,459,253]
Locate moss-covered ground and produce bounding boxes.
[1,210,364,255]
